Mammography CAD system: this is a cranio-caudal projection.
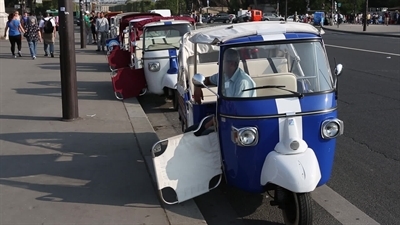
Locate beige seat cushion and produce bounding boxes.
[252,73,297,97]
[245,57,288,76]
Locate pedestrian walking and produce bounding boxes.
[24,16,42,59]
[3,12,25,58]
[96,12,109,52]
[39,12,56,57]
[21,11,29,28]
[84,11,92,43]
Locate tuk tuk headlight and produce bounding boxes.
[231,126,258,147]
[321,119,344,139]
[148,62,160,72]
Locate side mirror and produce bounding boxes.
[192,73,206,87]
[334,64,343,76]
[192,73,219,97]
[123,29,128,34]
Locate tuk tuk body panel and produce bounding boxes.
[142,20,194,95]
[217,93,338,192]
[218,93,336,117]
[143,49,179,95]
[218,116,279,193]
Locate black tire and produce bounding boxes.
[210,19,214,23]
[225,19,230,23]
[281,191,313,225]
[172,90,179,111]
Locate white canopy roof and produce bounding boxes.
[189,21,324,45]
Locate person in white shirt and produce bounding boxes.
[96,12,109,52]
[39,12,56,57]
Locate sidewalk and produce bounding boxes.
[0,33,205,224]
[322,23,400,37]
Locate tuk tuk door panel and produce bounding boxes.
[152,132,222,204]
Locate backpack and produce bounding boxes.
[43,17,54,33]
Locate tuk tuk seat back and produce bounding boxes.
[252,73,297,97]
[188,63,219,103]
[245,57,288,76]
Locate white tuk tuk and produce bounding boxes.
[140,19,194,106]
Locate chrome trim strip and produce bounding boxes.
[142,56,174,60]
[220,107,337,119]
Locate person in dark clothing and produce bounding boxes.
[3,12,25,58]
[90,11,99,44]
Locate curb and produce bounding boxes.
[123,97,207,225]
[322,26,400,38]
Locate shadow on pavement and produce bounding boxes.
[0,131,163,208]
[37,62,110,72]
[12,81,115,100]
[137,94,175,114]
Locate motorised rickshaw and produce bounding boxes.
[106,12,161,71]
[140,17,195,104]
[151,21,344,224]
[105,11,123,34]
[109,16,194,100]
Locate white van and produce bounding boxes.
[148,9,172,17]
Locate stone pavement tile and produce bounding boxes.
[0,40,170,224]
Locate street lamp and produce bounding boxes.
[18,0,26,14]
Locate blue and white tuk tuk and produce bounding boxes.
[152,21,344,224]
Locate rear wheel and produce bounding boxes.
[172,90,179,111]
[276,187,313,225]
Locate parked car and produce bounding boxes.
[207,13,235,23]
[232,14,250,23]
[262,13,285,21]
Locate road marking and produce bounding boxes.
[325,44,400,57]
[312,185,380,225]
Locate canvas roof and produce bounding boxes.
[189,21,324,45]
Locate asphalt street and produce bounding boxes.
[137,30,400,224]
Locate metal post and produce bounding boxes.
[79,0,86,48]
[285,0,287,21]
[363,0,368,31]
[58,0,79,120]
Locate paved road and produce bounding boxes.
[323,30,400,224]
[137,30,399,224]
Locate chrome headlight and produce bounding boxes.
[148,62,160,72]
[321,119,344,139]
[231,126,258,147]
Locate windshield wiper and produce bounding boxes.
[243,85,304,98]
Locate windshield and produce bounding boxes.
[220,41,333,98]
[143,24,191,51]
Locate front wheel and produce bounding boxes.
[278,188,313,225]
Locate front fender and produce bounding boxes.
[162,73,178,90]
[260,149,321,193]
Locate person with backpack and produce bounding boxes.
[39,12,56,57]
